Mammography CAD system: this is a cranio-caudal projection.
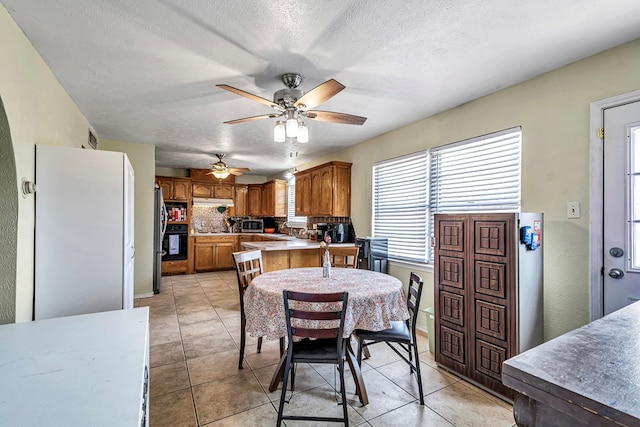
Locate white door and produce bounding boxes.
[603,101,640,315]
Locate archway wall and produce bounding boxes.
[0,5,93,322]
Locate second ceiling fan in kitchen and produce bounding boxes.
[217,73,367,143]
[208,153,249,180]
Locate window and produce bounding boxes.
[287,177,307,225]
[373,151,430,264]
[372,127,521,265]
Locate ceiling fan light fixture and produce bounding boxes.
[286,117,298,138]
[297,122,308,143]
[211,169,230,180]
[274,121,285,142]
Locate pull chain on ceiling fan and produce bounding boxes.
[217,73,367,143]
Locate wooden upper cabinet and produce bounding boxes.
[247,184,262,216]
[192,181,234,199]
[214,184,234,199]
[157,177,191,201]
[262,179,287,217]
[295,172,312,216]
[192,181,213,198]
[234,185,248,216]
[295,161,351,217]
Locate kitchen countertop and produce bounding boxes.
[190,232,296,240]
[241,240,355,251]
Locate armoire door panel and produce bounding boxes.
[439,291,465,326]
[440,256,465,289]
[439,220,465,252]
[475,300,507,340]
[475,260,506,298]
[440,325,466,364]
[475,339,507,381]
[474,220,507,256]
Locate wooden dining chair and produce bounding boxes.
[277,290,350,427]
[328,246,359,268]
[232,250,265,370]
[355,272,425,405]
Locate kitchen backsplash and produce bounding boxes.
[191,206,230,233]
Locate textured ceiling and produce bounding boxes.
[3,0,640,176]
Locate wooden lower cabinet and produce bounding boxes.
[162,259,188,275]
[259,248,322,272]
[194,236,237,272]
[434,213,543,400]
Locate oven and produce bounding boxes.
[241,219,264,233]
[162,224,188,261]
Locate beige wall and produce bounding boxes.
[0,5,94,322]
[100,139,156,297]
[300,38,640,340]
[0,5,157,320]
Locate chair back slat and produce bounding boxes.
[407,272,424,326]
[328,246,359,268]
[283,290,349,344]
[291,327,339,339]
[233,250,263,292]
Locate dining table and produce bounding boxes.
[244,267,409,405]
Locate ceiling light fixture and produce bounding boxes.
[275,112,308,143]
[274,121,285,142]
[211,169,230,180]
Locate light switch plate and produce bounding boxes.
[567,201,581,219]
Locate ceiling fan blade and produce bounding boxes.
[229,169,250,176]
[294,79,345,110]
[306,110,367,125]
[224,113,280,124]
[217,84,283,109]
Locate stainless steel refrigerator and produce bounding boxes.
[153,187,167,294]
[34,145,135,320]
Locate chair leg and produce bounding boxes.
[412,342,424,405]
[239,315,246,370]
[257,337,263,353]
[279,336,285,356]
[276,357,292,427]
[339,360,349,427]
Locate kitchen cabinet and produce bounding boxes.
[295,161,351,216]
[295,172,311,216]
[194,236,237,272]
[261,179,288,217]
[192,181,234,199]
[162,259,188,275]
[433,213,543,399]
[234,185,248,216]
[248,184,262,216]
[157,177,191,201]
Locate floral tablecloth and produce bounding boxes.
[244,267,409,339]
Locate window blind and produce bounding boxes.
[287,177,307,225]
[373,151,429,264]
[429,127,521,260]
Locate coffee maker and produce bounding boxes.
[316,223,330,241]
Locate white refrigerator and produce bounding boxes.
[34,145,135,320]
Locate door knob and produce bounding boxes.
[608,268,624,279]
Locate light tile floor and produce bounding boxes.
[136,271,516,426]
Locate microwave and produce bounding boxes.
[241,219,263,233]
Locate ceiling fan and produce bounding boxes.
[217,73,367,142]
[208,153,249,180]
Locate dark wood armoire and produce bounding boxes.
[434,213,544,400]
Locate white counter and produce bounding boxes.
[0,308,150,426]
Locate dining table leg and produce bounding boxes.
[345,340,369,406]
